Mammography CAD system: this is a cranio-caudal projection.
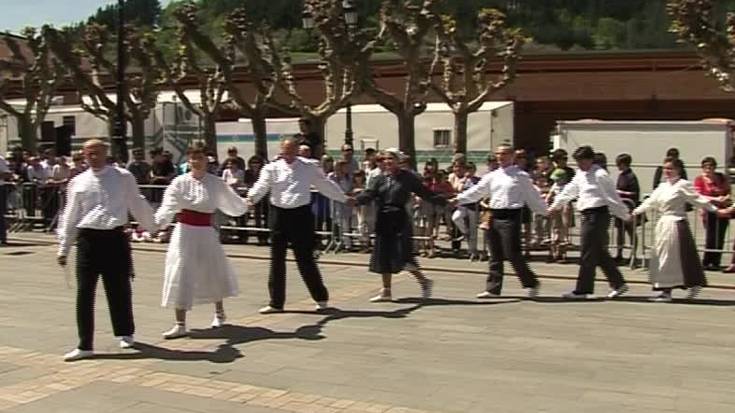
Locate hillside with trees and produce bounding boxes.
[76,0,735,53]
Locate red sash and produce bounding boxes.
[177,209,213,226]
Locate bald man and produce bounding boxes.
[57,139,155,361]
[247,139,353,313]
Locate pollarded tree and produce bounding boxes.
[268,0,375,157]
[668,0,735,91]
[0,28,64,151]
[360,0,441,167]
[153,15,229,152]
[43,23,162,151]
[429,8,524,154]
[172,2,280,159]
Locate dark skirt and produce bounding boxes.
[654,220,707,290]
[369,208,418,274]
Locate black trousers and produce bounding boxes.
[576,207,626,294]
[486,209,538,294]
[76,228,134,350]
[269,205,329,309]
[703,212,729,268]
[0,185,6,243]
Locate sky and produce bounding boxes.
[0,0,175,33]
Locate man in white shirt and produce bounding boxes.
[56,139,155,361]
[549,145,630,300]
[0,153,11,245]
[247,138,352,314]
[455,145,548,298]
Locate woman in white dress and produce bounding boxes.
[155,144,248,338]
[632,157,717,302]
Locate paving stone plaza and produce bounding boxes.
[0,235,734,412]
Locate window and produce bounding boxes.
[62,116,76,135]
[433,129,451,148]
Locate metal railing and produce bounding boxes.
[6,181,735,271]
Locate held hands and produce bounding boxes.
[716,207,733,219]
[345,196,357,207]
[245,198,255,209]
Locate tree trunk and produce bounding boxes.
[304,115,326,158]
[131,112,146,151]
[202,114,217,153]
[453,110,468,155]
[397,111,417,170]
[17,115,37,152]
[251,112,268,160]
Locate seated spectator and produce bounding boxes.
[127,147,151,184]
[222,159,245,189]
[221,147,246,173]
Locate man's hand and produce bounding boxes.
[57,255,67,267]
[345,197,357,207]
[245,198,255,208]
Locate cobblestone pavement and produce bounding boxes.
[1,236,735,412]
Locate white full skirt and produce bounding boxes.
[161,223,239,310]
[648,215,685,289]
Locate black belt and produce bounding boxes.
[581,206,608,214]
[490,208,522,219]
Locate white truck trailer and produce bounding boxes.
[326,101,514,165]
[553,120,734,192]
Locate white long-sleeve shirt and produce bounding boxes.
[155,173,248,227]
[456,165,548,215]
[57,166,155,256]
[550,164,630,220]
[247,157,347,208]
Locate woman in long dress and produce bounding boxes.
[355,149,447,302]
[632,157,717,302]
[155,144,248,338]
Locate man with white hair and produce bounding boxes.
[57,139,156,361]
[298,144,312,159]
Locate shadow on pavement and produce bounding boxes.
[93,342,244,363]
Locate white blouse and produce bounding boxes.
[155,173,248,227]
[633,179,717,218]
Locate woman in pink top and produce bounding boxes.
[693,156,731,270]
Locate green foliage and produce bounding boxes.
[69,0,688,53]
[88,0,163,28]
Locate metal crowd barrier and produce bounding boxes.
[7,180,735,271]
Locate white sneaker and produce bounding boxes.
[476,291,501,299]
[369,291,393,302]
[211,313,226,328]
[685,286,702,300]
[63,348,94,362]
[315,301,330,311]
[607,284,629,299]
[119,336,135,349]
[562,291,597,300]
[258,305,284,314]
[649,291,672,303]
[162,324,188,339]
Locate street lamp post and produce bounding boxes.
[343,0,357,147]
[302,0,358,147]
[113,0,128,163]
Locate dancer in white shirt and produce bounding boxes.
[247,139,350,313]
[455,145,548,298]
[549,146,630,299]
[57,139,155,361]
[155,144,248,339]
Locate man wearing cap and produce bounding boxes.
[454,145,548,298]
[549,145,630,299]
